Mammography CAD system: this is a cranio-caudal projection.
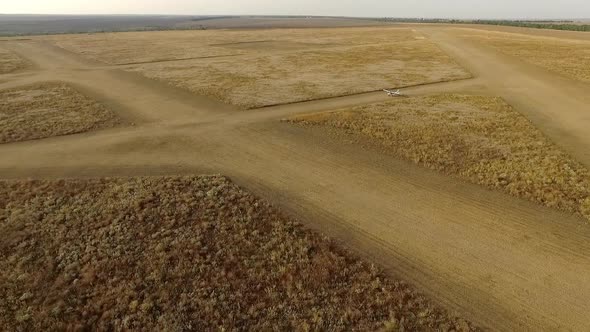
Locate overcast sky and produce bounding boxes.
[2,0,589,19]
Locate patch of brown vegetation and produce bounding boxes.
[131,40,468,109]
[0,83,120,144]
[0,175,477,331]
[460,29,590,83]
[49,27,416,65]
[289,94,590,221]
[0,48,28,74]
[50,28,470,108]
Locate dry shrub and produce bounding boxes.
[0,48,28,74]
[289,94,590,221]
[0,83,120,144]
[0,176,477,331]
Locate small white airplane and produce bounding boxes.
[383,89,403,97]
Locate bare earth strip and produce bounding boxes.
[457,28,590,83]
[288,94,590,221]
[0,25,590,331]
[419,26,590,168]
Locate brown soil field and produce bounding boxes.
[0,175,476,331]
[0,48,28,74]
[50,28,470,108]
[288,94,590,221]
[0,83,120,144]
[458,28,590,83]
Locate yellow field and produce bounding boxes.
[459,29,590,83]
[0,83,120,143]
[289,94,590,221]
[0,48,28,74]
[51,28,471,108]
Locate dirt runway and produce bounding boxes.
[1,25,590,331]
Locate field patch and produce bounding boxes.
[211,40,338,51]
[0,83,120,143]
[128,40,469,108]
[0,48,28,74]
[288,94,590,221]
[50,28,470,108]
[0,175,476,331]
[461,29,590,83]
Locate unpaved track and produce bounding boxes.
[420,26,590,167]
[1,27,590,331]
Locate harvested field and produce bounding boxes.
[288,94,590,221]
[0,175,476,331]
[51,28,470,108]
[0,83,120,144]
[0,48,28,74]
[459,29,590,83]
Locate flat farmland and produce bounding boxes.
[1,22,590,331]
[51,28,470,108]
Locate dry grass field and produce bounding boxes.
[0,175,476,331]
[289,94,590,221]
[2,23,590,331]
[460,29,590,83]
[0,83,120,144]
[0,48,28,74]
[51,28,471,108]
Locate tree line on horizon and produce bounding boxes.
[380,18,590,32]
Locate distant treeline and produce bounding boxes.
[0,25,208,37]
[381,18,590,32]
[190,16,235,22]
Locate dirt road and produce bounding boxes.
[420,27,590,167]
[1,26,590,331]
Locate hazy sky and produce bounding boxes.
[2,0,589,19]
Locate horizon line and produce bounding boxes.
[0,13,588,21]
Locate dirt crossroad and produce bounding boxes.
[1,26,590,331]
